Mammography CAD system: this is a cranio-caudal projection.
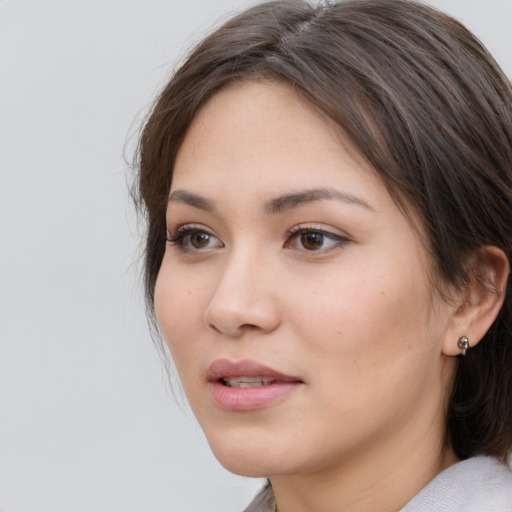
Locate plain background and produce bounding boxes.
[1,1,511,511]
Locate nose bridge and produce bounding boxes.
[203,241,279,337]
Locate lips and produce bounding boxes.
[207,359,303,411]
[222,376,276,388]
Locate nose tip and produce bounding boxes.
[203,260,280,338]
[204,301,279,337]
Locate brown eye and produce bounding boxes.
[287,227,350,252]
[166,226,223,252]
[300,232,324,250]
[190,232,211,248]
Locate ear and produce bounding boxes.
[442,246,510,356]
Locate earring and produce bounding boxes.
[457,336,470,356]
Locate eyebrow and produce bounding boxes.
[167,187,373,214]
[265,188,374,214]
[168,190,217,213]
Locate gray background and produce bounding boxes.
[1,1,511,511]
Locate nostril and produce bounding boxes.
[203,277,281,337]
[206,318,260,337]
[207,321,224,334]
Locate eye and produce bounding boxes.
[166,225,223,252]
[286,226,350,252]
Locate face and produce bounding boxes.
[155,81,458,479]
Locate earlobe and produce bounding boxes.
[442,246,510,357]
[456,335,470,356]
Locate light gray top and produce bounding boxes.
[244,456,512,512]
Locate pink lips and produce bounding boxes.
[207,359,303,411]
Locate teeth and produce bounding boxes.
[222,377,274,388]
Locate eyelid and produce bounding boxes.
[286,224,352,251]
[287,223,351,239]
[166,223,212,240]
[166,223,223,252]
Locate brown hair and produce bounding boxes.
[133,0,512,461]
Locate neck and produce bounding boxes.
[270,414,459,512]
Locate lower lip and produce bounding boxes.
[209,381,301,411]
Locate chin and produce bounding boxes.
[205,429,288,478]
[218,459,271,478]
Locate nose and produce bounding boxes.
[203,248,281,338]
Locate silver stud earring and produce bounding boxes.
[457,336,470,356]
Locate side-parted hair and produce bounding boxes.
[134,0,512,461]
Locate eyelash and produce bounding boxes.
[286,225,351,252]
[166,225,220,252]
[165,224,351,253]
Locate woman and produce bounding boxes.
[134,0,512,510]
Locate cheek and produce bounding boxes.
[154,262,206,369]
[287,259,439,392]
[289,269,417,347]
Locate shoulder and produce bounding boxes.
[401,456,512,512]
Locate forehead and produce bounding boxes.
[173,80,375,193]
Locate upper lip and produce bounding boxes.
[207,359,302,383]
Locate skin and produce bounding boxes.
[154,81,466,512]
